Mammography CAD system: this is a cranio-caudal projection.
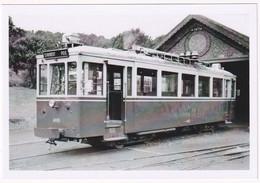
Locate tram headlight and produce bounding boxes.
[49,100,56,108]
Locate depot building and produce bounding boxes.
[155,15,249,122]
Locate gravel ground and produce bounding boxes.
[9,87,36,130]
[9,123,249,171]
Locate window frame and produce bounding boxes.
[67,61,77,95]
[127,67,132,96]
[39,64,48,95]
[82,62,104,96]
[225,79,231,98]
[181,73,195,97]
[161,71,178,97]
[136,67,158,97]
[49,62,66,96]
[198,76,210,97]
[212,77,223,97]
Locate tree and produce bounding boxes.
[10,34,46,88]
[9,16,63,88]
[110,28,154,50]
[151,34,165,48]
[110,33,124,49]
[9,16,26,44]
[9,16,26,74]
[78,33,110,48]
[34,30,63,50]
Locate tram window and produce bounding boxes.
[225,80,231,98]
[213,78,223,97]
[231,80,236,97]
[137,68,157,96]
[68,62,77,95]
[82,63,103,96]
[182,74,195,97]
[161,71,178,96]
[50,63,65,95]
[199,76,210,97]
[39,64,47,95]
[127,67,132,96]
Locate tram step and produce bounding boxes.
[104,120,123,128]
[103,135,127,142]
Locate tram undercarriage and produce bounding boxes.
[42,121,227,149]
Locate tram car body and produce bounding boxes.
[34,45,236,147]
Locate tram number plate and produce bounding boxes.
[53,118,60,123]
[109,128,116,133]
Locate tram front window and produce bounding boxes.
[225,80,231,98]
[68,62,77,95]
[39,64,47,95]
[50,63,65,95]
[82,63,103,96]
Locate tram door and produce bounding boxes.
[107,65,123,120]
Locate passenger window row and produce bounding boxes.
[133,67,235,98]
[39,63,235,98]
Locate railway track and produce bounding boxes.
[9,125,249,170]
[124,143,249,170]
[10,141,248,170]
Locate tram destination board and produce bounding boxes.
[43,49,69,59]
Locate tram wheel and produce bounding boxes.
[175,127,183,134]
[113,141,125,149]
[87,137,107,149]
[192,125,203,134]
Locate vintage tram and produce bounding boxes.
[34,44,236,148]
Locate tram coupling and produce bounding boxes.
[46,138,57,146]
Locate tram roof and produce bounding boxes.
[38,45,236,77]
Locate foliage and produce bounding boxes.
[9,17,63,88]
[9,16,26,75]
[34,30,63,50]
[10,34,46,88]
[9,16,26,44]
[78,33,110,48]
[110,28,155,50]
[151,34,165,48]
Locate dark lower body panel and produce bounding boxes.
[35,99,235,139]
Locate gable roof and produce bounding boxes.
[155,15,249,53]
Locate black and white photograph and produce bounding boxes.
[1,2,258,181]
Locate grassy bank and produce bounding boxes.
[9,87,36,130]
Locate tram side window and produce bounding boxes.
[199,76,210,97]
[68,62,77,95]
[82,63,103,96]
[213,78,223,97]
[50,63,65,95]
[225,80,231,98]
[39,64,47,95]
[231,79,236,97]
[182,74,195,97]
[137,68,157,96]
[161,71,178,96]
[127,67,132,96]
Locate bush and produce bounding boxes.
[9,69,32,87]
